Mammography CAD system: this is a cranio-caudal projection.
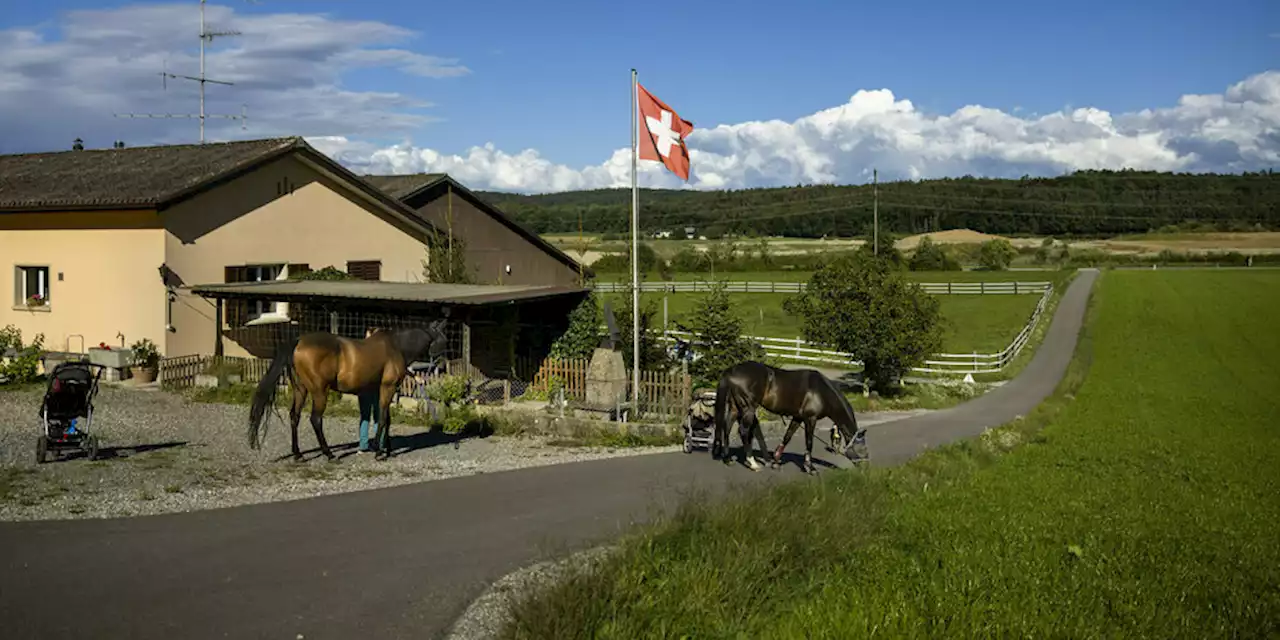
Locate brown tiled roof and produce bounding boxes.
[362,173,446,200]
[0,137,304,211]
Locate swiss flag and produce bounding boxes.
[637,83,694,181]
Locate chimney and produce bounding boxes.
[72,138,84,151]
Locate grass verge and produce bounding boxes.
[499,269,1280,638]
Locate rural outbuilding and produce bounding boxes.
[188,279,591,381]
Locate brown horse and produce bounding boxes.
[247,319,449,461]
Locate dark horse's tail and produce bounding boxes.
[247,336,300,450]
[713,369,744,457]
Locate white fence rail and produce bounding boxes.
[591,280,1052,295]
[655,284,1055,375]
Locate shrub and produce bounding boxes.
[548,293,603,360]
[908,236,962,271]
[783,252,945,392]
[424,374,471,408]
[591,242,662,275]
[978,239,1018,270]
[291,265,357,281]
[0,325,45,385]
[859,228,905,268]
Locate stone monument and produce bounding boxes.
[585,301,628,412]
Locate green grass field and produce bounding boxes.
[502,270,1280,638]
[598,289,1040,354]
[600,269,1071,285]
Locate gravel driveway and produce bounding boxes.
[0,385,679,522]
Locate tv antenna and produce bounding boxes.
[114,0,255,143]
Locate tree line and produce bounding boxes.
[479,169,1280,238]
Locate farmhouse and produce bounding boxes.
[361,173,591,286]
[0,137,589,373]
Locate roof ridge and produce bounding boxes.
[0,136,303,159]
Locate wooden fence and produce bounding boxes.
[657,283,1056,375]
[525,357,691,417]
[590,280,1052,295]
[159,352,694,418]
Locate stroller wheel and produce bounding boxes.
[84,435,100,461]
[683,438,693,454]
[35,436,48,464]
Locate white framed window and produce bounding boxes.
[245,264,286,320]
[15,265,50,308]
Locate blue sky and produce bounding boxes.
[1,0,1278,191]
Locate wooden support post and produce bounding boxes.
[462,321,472,378]
[214,299,224,357]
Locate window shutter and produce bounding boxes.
[346,260,381,282]
[223,266,247,327]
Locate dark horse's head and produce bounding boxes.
[824,379,867,461]
[391,318,450,366]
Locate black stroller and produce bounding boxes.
[36,361,105,463]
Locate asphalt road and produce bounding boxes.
[0,269,1097,640]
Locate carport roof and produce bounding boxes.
[189,280,588,306]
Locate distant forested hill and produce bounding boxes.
[476,169,1280,238]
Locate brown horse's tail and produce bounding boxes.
[247,336,299,450]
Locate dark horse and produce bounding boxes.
[713,361,867,474]
[247,320,449,462]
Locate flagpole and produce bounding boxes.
[630,68,640,413]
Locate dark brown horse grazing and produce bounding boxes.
[713,361,867,474]
[247,319,449,461]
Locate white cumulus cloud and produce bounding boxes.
[315,70,1280,193]
[0,2,467,153]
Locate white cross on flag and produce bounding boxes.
[637,83,694,181]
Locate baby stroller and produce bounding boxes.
[683,389,718,454]
[36,361,105,463]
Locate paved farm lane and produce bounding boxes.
[0,270,1097,640]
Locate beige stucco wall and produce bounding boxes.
[0,221,166,356]
[161,154,431,358]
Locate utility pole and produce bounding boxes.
[873,168,879,255]
[113,1,249,143]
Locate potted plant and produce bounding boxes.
[129,338,160,383]
[25,294,47,308]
